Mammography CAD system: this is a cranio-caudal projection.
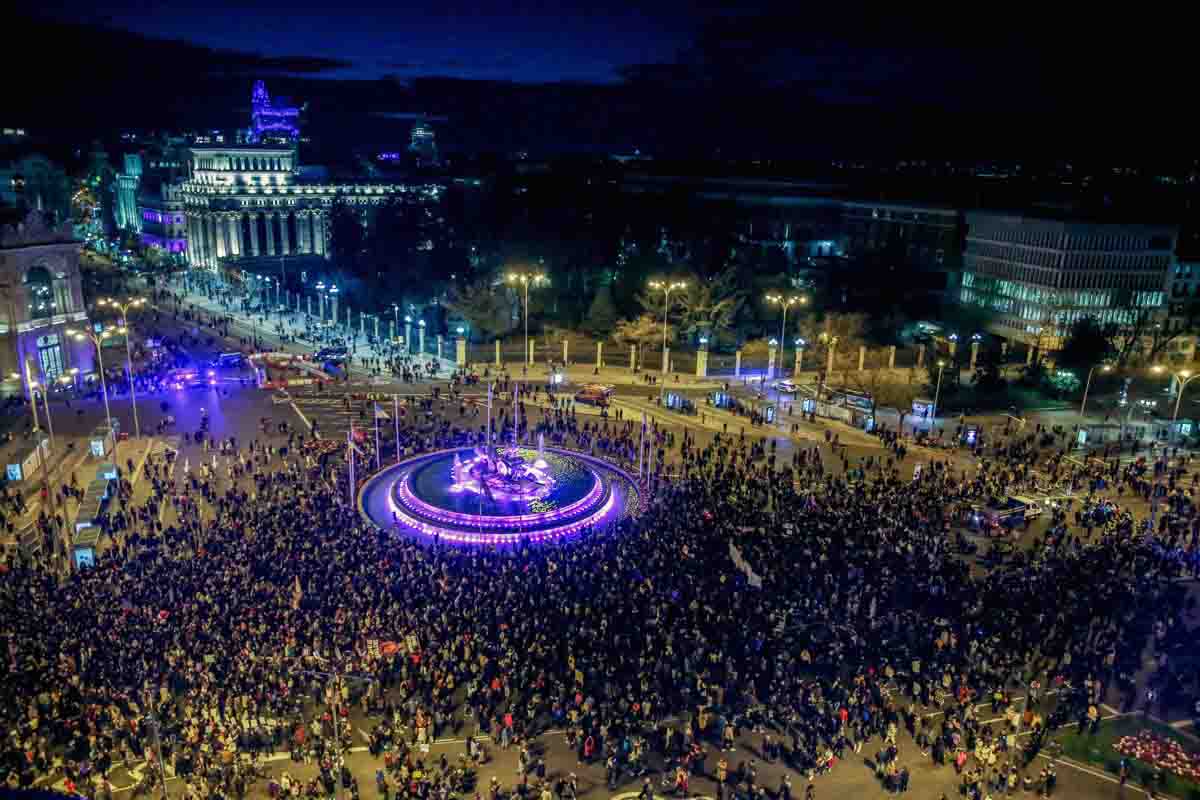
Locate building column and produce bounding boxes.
[215,214,229,260]
[195,215,206,267]
[227,214,241,257]
[185,215,197,266]
[264,212,276,256]
[248,213,260,256]
[207,215,219,268]
[280,212,291,256]
[314,212,327,257]
[299,211,311,253]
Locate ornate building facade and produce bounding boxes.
[0,211,93,393]
[181,83,443,272]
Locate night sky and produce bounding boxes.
[36,0,703,83]
[10,5,1195,160]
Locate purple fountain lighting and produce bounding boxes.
[359,446,639,546]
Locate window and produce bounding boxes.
[24,266,56,321]
[37,333,64,380]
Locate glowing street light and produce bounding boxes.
[507,271,548,367]
[1154,365,1200,428]
[766,293,806,376]
[98,296,145,438]
[932,360,947,425]
[68,326,125,458]
[1079,363,1112,417]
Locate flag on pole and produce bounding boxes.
[374,404,389,420]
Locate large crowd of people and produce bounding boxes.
[2,299,1199,800]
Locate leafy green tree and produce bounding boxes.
[445,279,514,340]
[584,283,620,334]
[675,270,744,343]
[612,314,671,350]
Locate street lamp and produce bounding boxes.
[931,360,947,426]
[647,279,687,388]
[507,271,548,368]
[68,326,123,459]
[1155,366,1200,431]
[1079,363,1112,417]
[817,332,839,400]
[795,337,807,372]
[765,293,806,376]
[98,296,145,438]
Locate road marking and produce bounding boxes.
[289,400,312,431]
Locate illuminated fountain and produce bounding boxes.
[359,444,640,545]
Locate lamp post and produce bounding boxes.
[507,271,548,368]
[1153,366,1200,435]
[817,332,839,400]
[24,363,54,448]
[931,360,946,427]
[765,294,806,376]
[648,279,686,402]
[98,296,146,438]
[1079,363,1112,417]
[68,326,123,459]
[15,367,39,433]
[404,315,413,354]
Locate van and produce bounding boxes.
[574,384,615,407]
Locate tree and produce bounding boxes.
[971,346,1007,393]
[1106,301,1200,367]
[327,197,366,277]
[795,313,869,371]
[612,314,672,351]
[1057,316,1112,370]
[444,279,514,340]
[674,270,744,344]
[584,284,620,334]
[846,367,923,431]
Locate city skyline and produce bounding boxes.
[9,8,1195,160]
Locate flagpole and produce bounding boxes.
[347,427,355,508]
[393,394,400,464]
[374,404,381,472]
[486,382,493,460]
[638,412,646,479]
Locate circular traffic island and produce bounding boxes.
[359,444,640,545]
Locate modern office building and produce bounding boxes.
[0,210,93,392]
[958,211,1177,350]
[113,153,143,232]
[840,202,963,271]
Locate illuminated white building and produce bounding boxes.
[180,83,442,271]
[959,211,1177,348]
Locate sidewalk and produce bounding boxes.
[160,277,458,378]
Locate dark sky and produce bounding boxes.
[36,0,702,83]
[10,6,1195,161]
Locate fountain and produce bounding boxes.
[358,444,640,545]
